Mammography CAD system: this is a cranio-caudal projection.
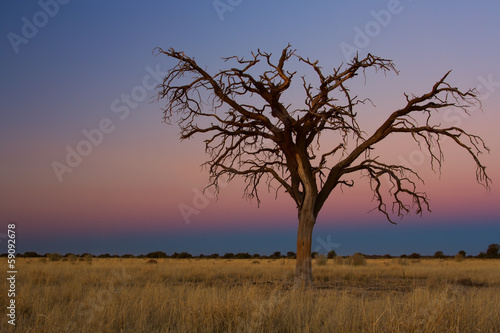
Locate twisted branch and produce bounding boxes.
[155,45,490,223]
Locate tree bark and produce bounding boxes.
[295,198,316,288]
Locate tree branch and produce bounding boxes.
[155,46,489,225]
[315,70,489,216]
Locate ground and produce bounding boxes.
[2,257,499,332]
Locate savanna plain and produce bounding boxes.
[2,257,500,332]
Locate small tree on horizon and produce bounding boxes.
[434,251,445,259]
[223,252,235,259]
[486,243,499,258]
[146,251,168,258]
[409,253,421,259]
[24,251,41,258]
[271,251,282,259]
[327,250,337,259]
[155,45,489,287]
[180,252,193,258]
[235,252,252,259]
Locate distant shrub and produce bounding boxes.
[346,253,366,266]
[235,252,251,259]
[334,256,344,265]
[146,251,167,258]
[434,251,445,259]
[271,251,282,259]
[315,254,328,266]
[327,250,337,259]
[458,250,466,257]
[47,253,62,262]
[83,254,93,263]
[178,252,193,259]
[409,253,421,259]
[486,243,499,258]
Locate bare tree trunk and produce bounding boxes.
[295,200,316,288]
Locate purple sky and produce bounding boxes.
[1,1,499,256]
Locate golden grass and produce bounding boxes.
[2,258,499,332]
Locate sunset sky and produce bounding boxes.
[1,1,499,257]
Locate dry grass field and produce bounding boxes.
[2,257,500,332]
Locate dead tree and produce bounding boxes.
[154,45,489,287]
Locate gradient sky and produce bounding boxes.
[1,1,499,256]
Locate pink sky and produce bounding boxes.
[1,1,499,255]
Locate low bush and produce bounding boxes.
[47,253,62,262]
[346,253,366,266]
[315,254,328,266]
